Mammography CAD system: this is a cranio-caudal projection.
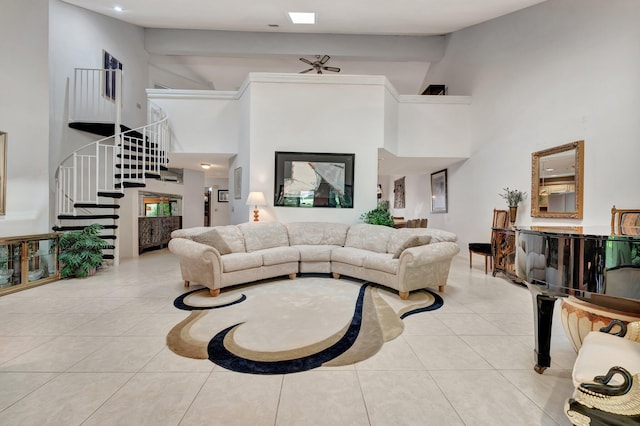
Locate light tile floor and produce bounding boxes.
[0,250,577,425]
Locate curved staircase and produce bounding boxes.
[54,68,170,266]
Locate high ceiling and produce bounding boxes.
[61,0,546,35]
[62,0,547,178]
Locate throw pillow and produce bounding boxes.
[192,229,232,255]
[393,235,431,259]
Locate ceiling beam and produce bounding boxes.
[145,29,445,62]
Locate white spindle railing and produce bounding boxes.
[56,67,170,238]
[71,68,122,132]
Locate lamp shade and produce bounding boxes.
[246,191,266,207]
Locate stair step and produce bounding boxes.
[120,139,157,149]
[68,122,144,139]
[119,145,166,156]
[115,182,146,189]
[116,164,168,171]
[103,244,116,250]
[74,203,121,209]
[114,172,161,179]
[57,214,119,220]
[102,254,115,260]
[99,235,117,240]
[53,224,118,231]
[97,191,125,199]
[117,154,160,162]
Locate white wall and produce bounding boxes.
[397,97,472,158]
[204,177,230,226]
[247,74,386,224]
[181,169,205,228]
[0,0,50,236]
[147,90,239,154]
[49,0,149,165]
[424,0,640,252]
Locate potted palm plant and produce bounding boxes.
[58,223,108,278]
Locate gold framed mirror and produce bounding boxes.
[0,132,5,215]
[531,140,584,219]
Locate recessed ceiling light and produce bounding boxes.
[288,12,316,24]
[113,6,123,12]
[268,24,280,28]
[200,163,211,170]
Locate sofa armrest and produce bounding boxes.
[168,238,223,290]
[600,319,640,343]
[399,241,461,265]
[396,242,461,292]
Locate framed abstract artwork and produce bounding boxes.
[103,50,122,101]
[430,169,448,213]
[217,190,229,203]
[234,167,242,199]
[274,152,354,208]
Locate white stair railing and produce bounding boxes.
[56,68,171,265]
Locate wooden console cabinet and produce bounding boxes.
[0,233,60,296]
[492,227,519,281]
[138,216,181,253]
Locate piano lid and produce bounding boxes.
[514,227,640,314]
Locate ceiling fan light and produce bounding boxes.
[288,12,316,24]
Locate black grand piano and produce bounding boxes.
[514,226,640,373]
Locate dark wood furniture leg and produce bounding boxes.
[528,285,557,374]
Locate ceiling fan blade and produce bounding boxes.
[322,66,340,73]
[319,55,330,64]
[299,58,313,65]
[300,68,314,74]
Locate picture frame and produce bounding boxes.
[103,50,122,102]
[234,167,242,199]
[0,132,6,215]
[430,169,448,213]
[274,151,354,208]
[217,190,229,203]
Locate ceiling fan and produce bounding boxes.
[299,55,341,74]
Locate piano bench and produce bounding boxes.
[565,320,640,425]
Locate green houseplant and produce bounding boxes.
[360,200,395,227]
[58,224,107,278]
[499,187,527,224]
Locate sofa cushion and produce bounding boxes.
[255,246,300,266]
[422,229,458,243]
[344,224,394,254]
[239,222,290,252]
[171,227,210,239]
[391,235,432,259]
[213,225,247,253]
[191,229,233,255]
[388,229,430,255]
[331,247,371,267]
[572,331,640,387]
[294,245,336,262]
[221,252,263,273]
[364,253,399,274]
[286,222,350,246]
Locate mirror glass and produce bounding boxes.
[531,140,584,219]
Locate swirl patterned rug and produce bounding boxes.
[167,277,443,375]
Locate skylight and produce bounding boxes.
[288,12,316,24]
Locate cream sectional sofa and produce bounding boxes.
[168,222,460,299]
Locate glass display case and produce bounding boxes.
[0,233,60,296]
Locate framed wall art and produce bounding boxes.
[0,132,5,215]
[103,50,122,101]
[234,167,242,199]
[430,169,448,213]
[217,190,229,203]
[274,151,354,208]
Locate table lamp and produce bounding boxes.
[246,191,266,222]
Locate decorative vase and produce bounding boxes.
[509,206,518,224]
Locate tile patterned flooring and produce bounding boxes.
[0,250,577,425]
